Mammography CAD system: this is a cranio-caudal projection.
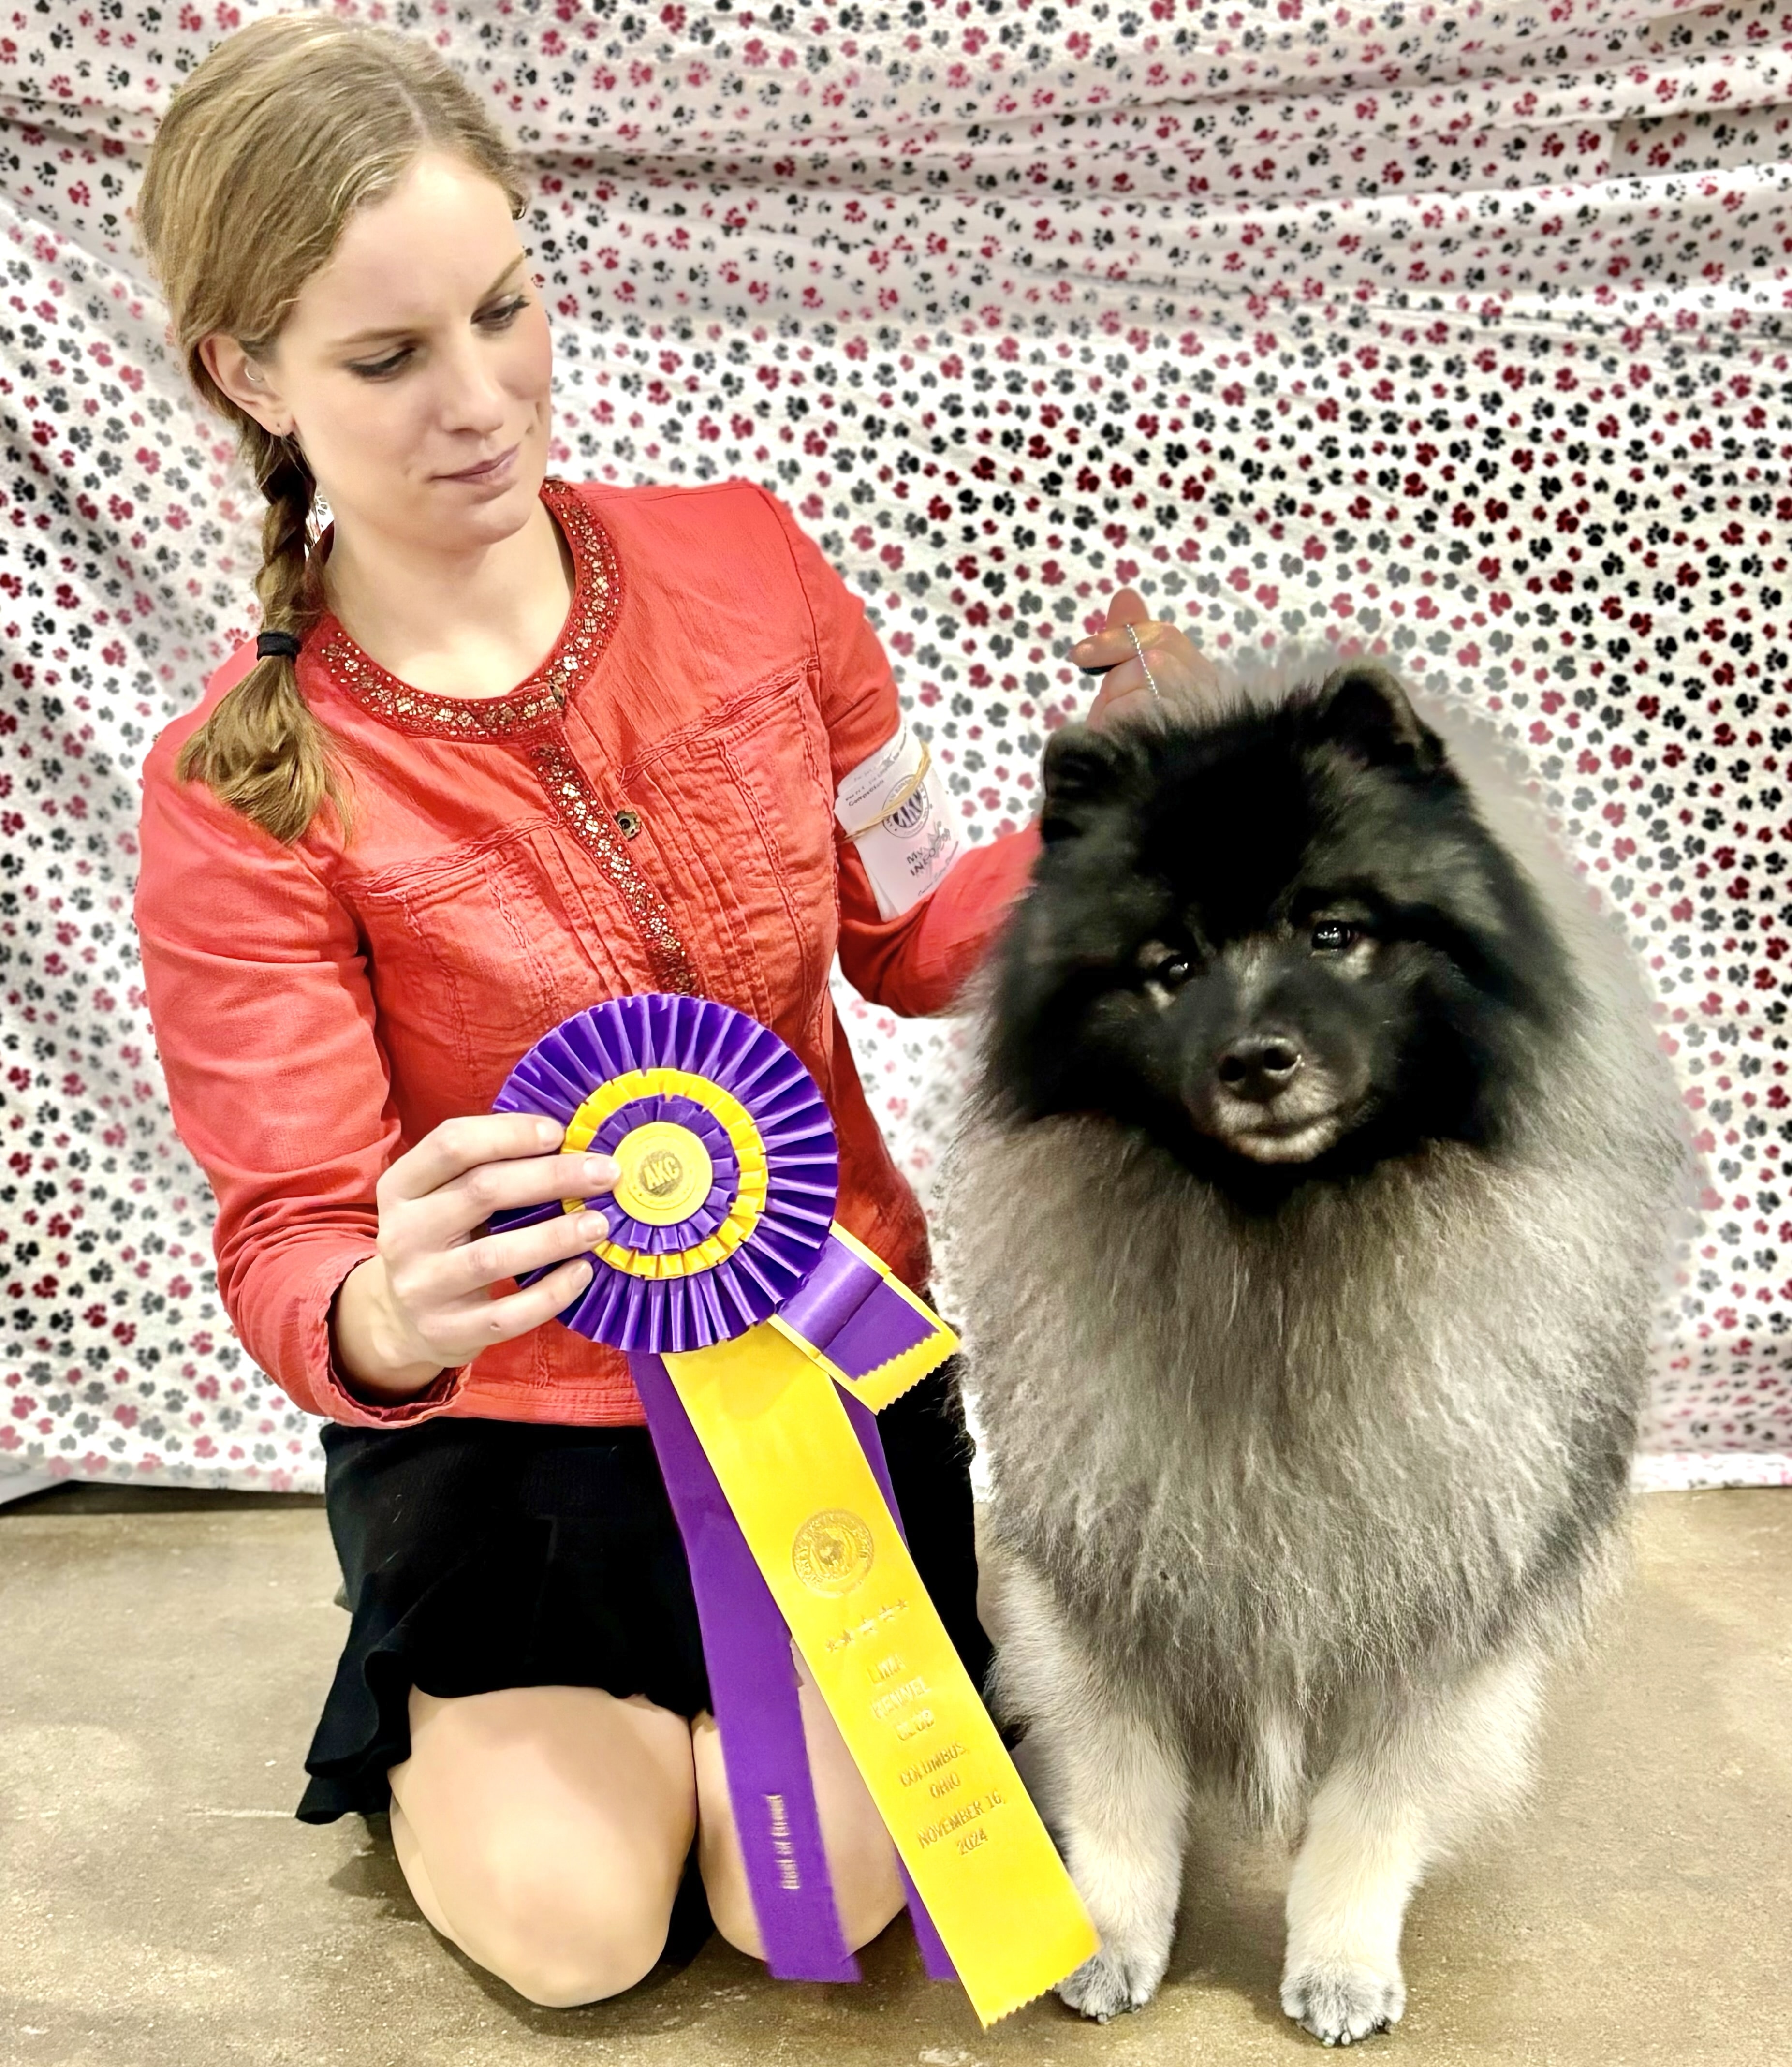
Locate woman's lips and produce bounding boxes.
[440,442,519,482]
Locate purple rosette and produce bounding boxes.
[487,992,840,1356]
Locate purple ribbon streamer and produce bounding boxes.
[632,1350,857,1982]
[631,1338,956,1985]
[778,1240,937,1383]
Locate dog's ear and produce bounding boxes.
[1040,723,1131,843]
[1315,663,1447,775]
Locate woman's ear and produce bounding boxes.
[200,330,293,439]
[1040,722,1133,843]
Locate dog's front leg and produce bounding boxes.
[1280,1644,1545,2046]
[991,1557,1190,2022]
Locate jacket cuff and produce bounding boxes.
[309,1250,473,1429]
[911,818,1043,1002]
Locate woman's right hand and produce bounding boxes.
[330,1112,617,1402]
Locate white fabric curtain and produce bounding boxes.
[1,0,1787,1493]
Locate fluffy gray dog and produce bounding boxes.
[943,652,1693,2043]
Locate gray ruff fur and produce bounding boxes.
[941,650,1696,2034]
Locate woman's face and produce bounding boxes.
[201,149,554,555]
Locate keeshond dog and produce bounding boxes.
[943,654,1693,2043]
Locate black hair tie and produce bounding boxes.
[256,629,303,660]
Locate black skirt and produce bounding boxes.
[296,1359,990,1825]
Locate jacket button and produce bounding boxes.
[615,809,641,839]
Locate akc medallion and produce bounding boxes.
[792,1508,876,1596]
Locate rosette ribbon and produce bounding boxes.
[489,993,1097,2026]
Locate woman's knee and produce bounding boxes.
[388,1683,698,2005]
[486,1920,668,2008]
[695,1714,903,1962]
[457,1844,680,2007]
[823,1836,906,1955]
[703,1827,903,1962]
[700,1854,763,1962]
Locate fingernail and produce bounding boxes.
[584,1154,618,1187]
[570,1259,594,1287]
[577,1211,608,1242]
[535,1117,562,1145]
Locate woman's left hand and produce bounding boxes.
[1069,588,1220,730]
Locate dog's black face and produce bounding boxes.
[988,664,1579,1202]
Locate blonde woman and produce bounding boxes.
[131,12,1211,2008]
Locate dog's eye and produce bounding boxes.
[1152,955,1193,988]
[1311,920,1359,952]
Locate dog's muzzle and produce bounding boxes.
[1188,1028,1353,1164]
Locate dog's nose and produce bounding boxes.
[1216,1035,1303,1102]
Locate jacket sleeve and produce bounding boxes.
[132,723,470,1428]
[757,487,1043,1018]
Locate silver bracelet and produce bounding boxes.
[1126,622,1161,700]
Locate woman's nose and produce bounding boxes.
[433,340,518,430]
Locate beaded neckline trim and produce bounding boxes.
[311,476,621,741]
[528,738,700,998]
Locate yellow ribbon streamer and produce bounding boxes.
[662,1313,1099,2026]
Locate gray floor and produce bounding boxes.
[1,1484,1787,2067]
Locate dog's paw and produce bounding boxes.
[1056,1944,1164,2023]
[1279,1960,1406,2047]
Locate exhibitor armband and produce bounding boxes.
[835,720,963,919]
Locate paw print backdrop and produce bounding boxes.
[1,2,1788,1494]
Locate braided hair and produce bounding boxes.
[175,426,334,844]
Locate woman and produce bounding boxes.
[132,13,1210,2008]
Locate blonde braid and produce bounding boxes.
[175,430,351,844]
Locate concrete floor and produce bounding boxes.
[0,1487,1786,2067]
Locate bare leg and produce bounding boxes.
[694,1640,905,1958]
[991,1556,1191,2022]
[1281,1645,1546,2045]
[389,1795,459,1945]
[386,1684,697,2008]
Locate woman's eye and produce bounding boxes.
[1312,920,1358,951]
[350,296,529,380]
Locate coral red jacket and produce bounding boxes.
[133,476,1040,1429]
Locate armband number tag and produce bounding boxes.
[835,720,963,920]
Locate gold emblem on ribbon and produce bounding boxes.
[792,1508,876,1596]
